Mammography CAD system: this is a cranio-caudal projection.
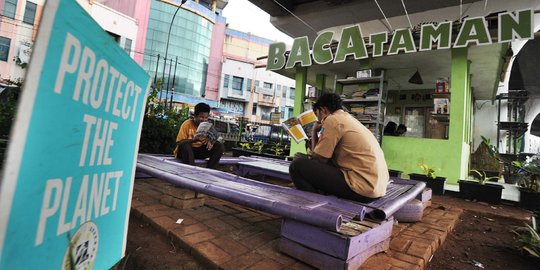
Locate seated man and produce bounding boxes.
[289,93,389,202]
[174,103,224,169]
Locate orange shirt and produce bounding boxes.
[173,119,203,155]
[313,110,389,198]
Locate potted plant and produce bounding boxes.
[232,142,252,157]
[514,153,540,211]
[458,170,504,204]
[409,162,447,195]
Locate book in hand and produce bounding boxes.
[193,122,219,144]
[281,110,318,143]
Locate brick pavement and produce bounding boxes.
[131,178,463,270]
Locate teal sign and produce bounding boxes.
[267,9,534,70]
[0,0,150,269]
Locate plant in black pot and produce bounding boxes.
[409,162,447,195]
[513,153,540,211]
[232,142,252,157]
[458,170,504,204]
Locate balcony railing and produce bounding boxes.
[255,86,274,95]
[224,88,250,101]
[258,93,275,106]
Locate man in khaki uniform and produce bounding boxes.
[289,93,389,202]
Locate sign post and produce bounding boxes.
[0,0,150,269]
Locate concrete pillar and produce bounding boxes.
[290,66,308,155]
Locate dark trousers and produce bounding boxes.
[289,156,377,203]
[176,140,224,169]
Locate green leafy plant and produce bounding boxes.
[239,142,251,150]
[481,136,498,157]
[513,223,540,259]
[253,140,264,153]
[513,154,540,192]
[469,169,498,185]
[418,162,436,179]
[270,142,284,156]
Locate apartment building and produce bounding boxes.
[220,28,297,123]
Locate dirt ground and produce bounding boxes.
[124,166,539,270]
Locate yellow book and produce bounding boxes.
[281,110,318,143]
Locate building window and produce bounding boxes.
[124,38,132,54]
[0,37,11,62]
[3,0,17,19]
[231,76,243,95]
[261,107,271,121]
[290,88,295,99]
[252,104,257,115]
[288,108,294,118]
[223,74,230,88]
[246,79,252,92]
[23,1,37,25]
[282,86,287,98]
[255,80,260,87]
[263,82,273,89]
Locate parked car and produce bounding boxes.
[209,118,241,150]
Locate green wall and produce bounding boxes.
[382,48,472,184]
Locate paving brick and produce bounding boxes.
[255,220,282,237]
[166,212,198,226]
[288,261,316,270]
[255,239,297,266]
[171,223,209,237]
[192,241,232,266]
[220,215,250,229]
[161,186,198,199]
[211,236,249,257]
[172,197,206,209]
[400,233,438,251]
[246,258,283,270]
[387,257,421,270]
[242,231,278,249]
[130,199,145,209]
[391,223,410,237]
[220,252,265,270]
[242,214,275,223]
[389,237,412,252]
[138,204,171,218]
[159,195,174,206]
[140,187,164,197]
[359,253,393,270]
[186,207,225,220]
[230,225,264,241]
[406,240,433,263]
[183,231,217,245]
[389,251,425,267]
[206,204,241,214]
[203,218,236,233]
[149,215,179,234]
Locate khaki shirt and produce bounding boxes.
[313,110,389,198]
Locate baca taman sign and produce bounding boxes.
[267,9,534,71]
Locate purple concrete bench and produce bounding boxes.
[137,154,367,232]
[136,154,426,227]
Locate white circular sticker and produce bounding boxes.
[62,221,99,270]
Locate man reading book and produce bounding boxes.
[289,93,389,202]
[174,103,224,169]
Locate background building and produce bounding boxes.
[220,28,298,123]
[0,0,43,83]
